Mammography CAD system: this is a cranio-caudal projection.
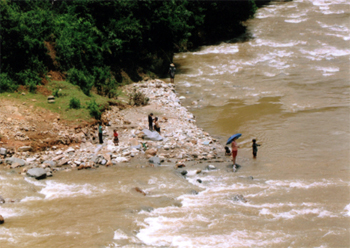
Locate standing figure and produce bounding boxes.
[252,139,261,158]
[113,129,119,146]
[168,63,176,84]
[154,117,161,134]
[98,122,103,144]
[148,113,154,131]
[231,137,239,165]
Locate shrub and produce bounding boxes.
[69,97,81,109]
[53,88,61,98]
[86,99,102,120]
[0,73,18,93]
[16,69,41,93]
[128,89,149,106]
[67,68,94,96]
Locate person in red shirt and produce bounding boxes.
[231,137,239,165]
[113,129,119,146]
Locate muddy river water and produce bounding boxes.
[1,0,349,247]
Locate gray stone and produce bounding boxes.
[180,170,188,176]
[131,144,142,150]
[0,148,7,155]
[5,157,26,166]
[149,156,161,166]
[27,168,47,180]
[101,159,107,165]
[43,160,56,167]
[206,164,216,171]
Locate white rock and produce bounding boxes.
[65,147,75,153]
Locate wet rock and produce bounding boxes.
[5,157,26,167]
[0,195,5,204]
[197,179,202,183]
[232,194,247,203]
[175,163,186,168]
[196,170,202,174]
[134,187,146,196]
[206,165,216,171]
[149,156,161,166]
[43,160,56,167]
[180,170,188,176]
[0,215,4,224]
[27,168,47,180]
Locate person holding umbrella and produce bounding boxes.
[226,133,241,166]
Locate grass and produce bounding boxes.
[0,80,125,123]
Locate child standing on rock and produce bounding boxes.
[252,139,261,158]
[113,130,119,146]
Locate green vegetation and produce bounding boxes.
[128,89,149,106]
[1,0,262,93]
[69,97,81,109]
[0,0,268,120]
[86,99,103,120]
[0,80,112,122]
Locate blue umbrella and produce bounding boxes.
[226,133,241,145]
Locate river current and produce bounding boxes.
[1,0,349,247]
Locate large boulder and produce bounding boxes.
[142,129,163,141]
[5,157,26,167]
[27,168,47,180]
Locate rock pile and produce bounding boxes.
[0,80,226,179]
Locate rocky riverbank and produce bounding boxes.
[0,80,232,183]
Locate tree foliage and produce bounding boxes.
[0,0,262,94]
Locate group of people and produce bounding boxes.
[148,113,161,134]
[97,123,119,146]
[225,138,261,166]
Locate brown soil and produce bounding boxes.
[0,98,91,152]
